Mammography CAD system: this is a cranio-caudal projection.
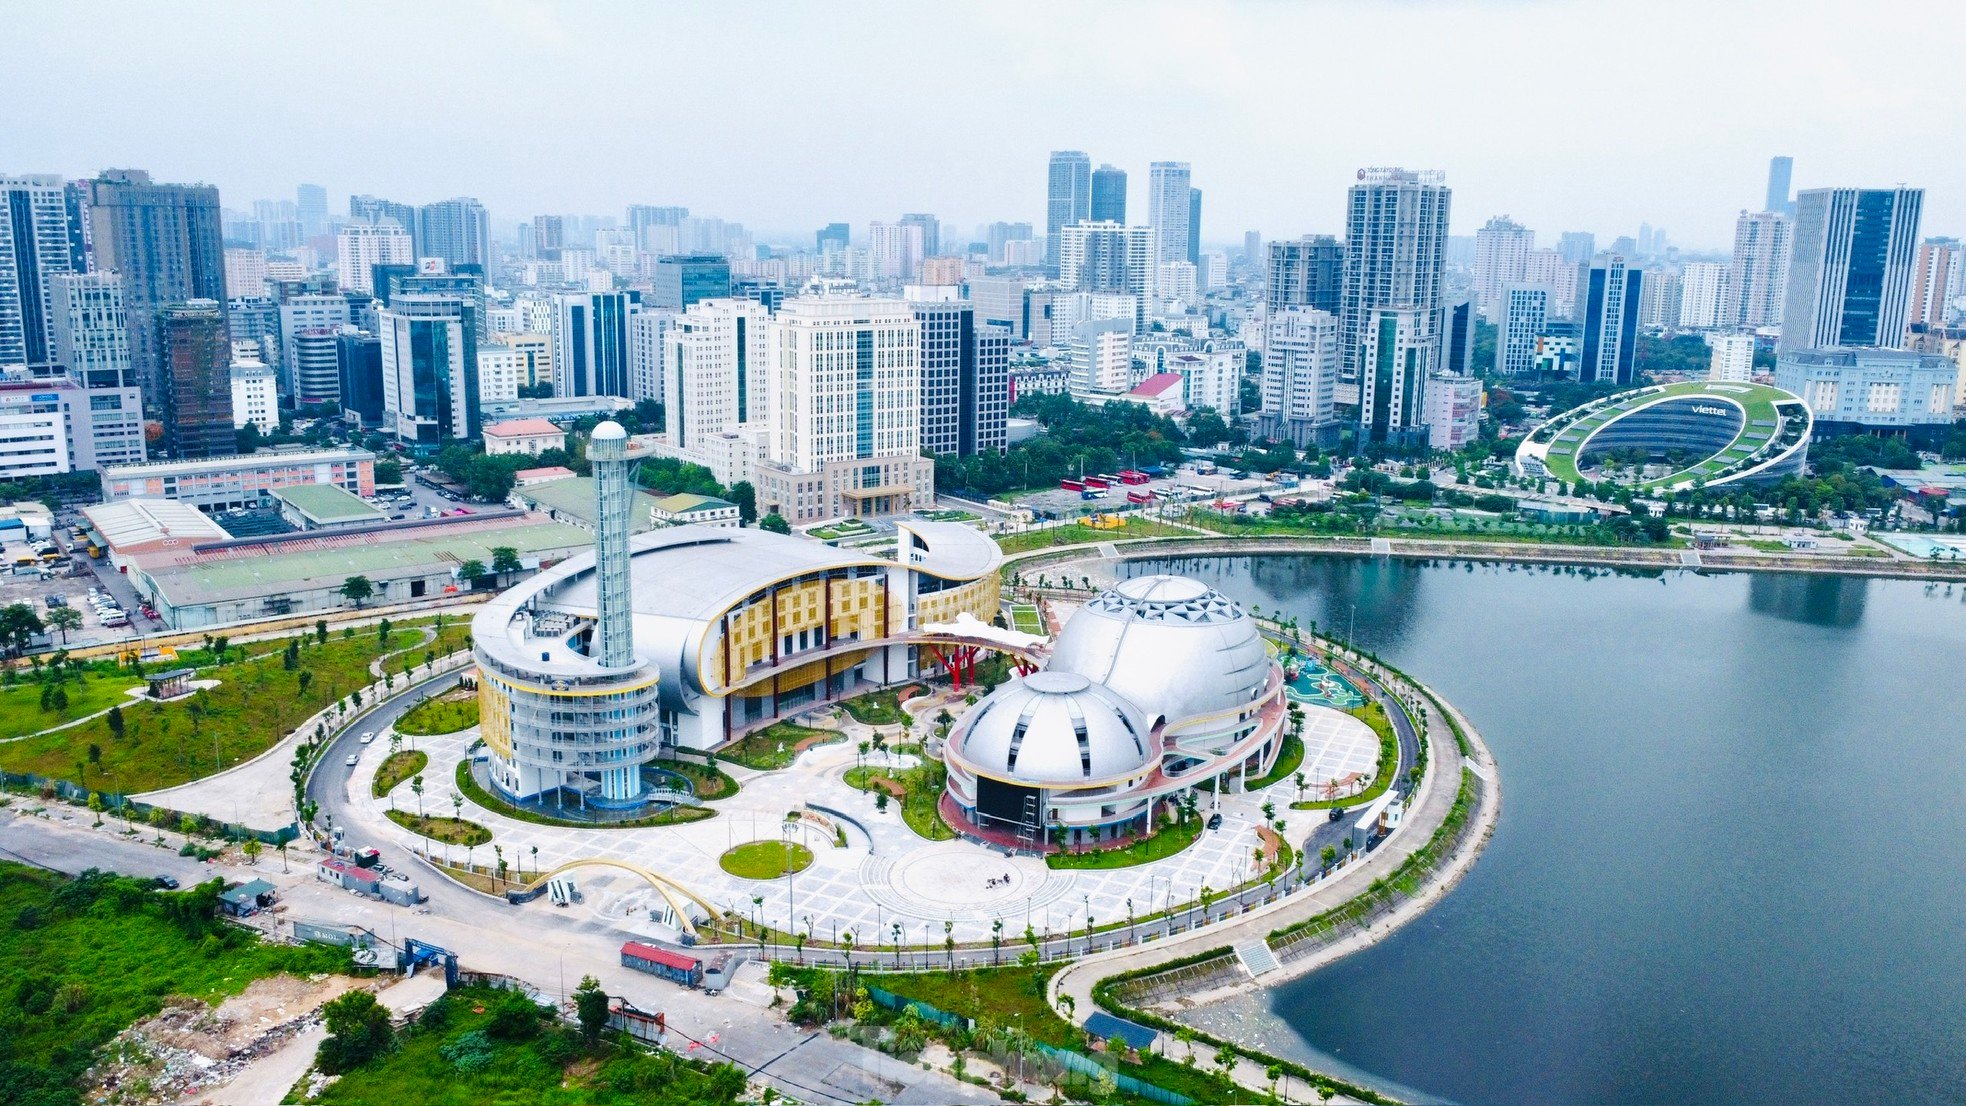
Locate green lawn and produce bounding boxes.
[0,864,349,1106]
[847,761,955,840]
[371,750,427,798]
[1244,732,1305,792]
[295,985,746,1106]
[657,757,738,801]
[394,694,479,736]
[1045,814,1202,869]
[1008,603,1043,635]
[719,840,813,879]
[0,669,144,737]
[0,615,462,793]
[996,517,1188,555]
[838,685,919,726]
[385,808,491,846]
[453,761,714,829]
[716,722,843,770]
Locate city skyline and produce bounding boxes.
[8,1,1961,249]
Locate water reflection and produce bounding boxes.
[1747,572,1868,627]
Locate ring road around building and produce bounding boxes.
[1515,380,1813,493]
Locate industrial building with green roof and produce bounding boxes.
[272,483,386,530]
[1515,380,1813,493]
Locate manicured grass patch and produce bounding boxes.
[0,669,144,737]
[996,517,1188,554]
[1046,814,1203,869]
[0,616,458,792]
[656,757,738,801]
[1009,603,1043,635]
[1290,700,1398,810]
[838,685,920,726]
[394,694,479,736]
[717,722,843,770]
[453,760,714,829]
[385,808,491,846]
[1244,731,1304,792]
[845,762,954,840]
[0,864,350,1106]
[719,840,814,879]
[298,985,746,1106]
[371,750,427,798]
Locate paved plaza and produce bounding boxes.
[341,703,1380,948]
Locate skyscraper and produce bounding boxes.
[1187,187,1202,266]
[1730,210,1792,329]
[336,330,385,428]
[336,222,413,295]
[1044,151,1092,274]
[85,169,227,402]
[1580,256,1643,384]
[1267,236,1344,314]
[1766,156,1795,218]
[663,298,769,457]
[869,222,926,282]
[0,175,77,373]
[49,272,145,467]
[156,300,235,459]
[1679,262,1730,330]
[626,205,687,251]
[1358,307,1433,445]
[1340,168,1451,399]
[1091,165,1127,223]
[296,183,328,239]
[1147,162,1193,264]
[1259,307,1340,447]
[1779,187,1923,354]
[1906,238,1962,335]
[532,214,565,260]
[1057,222,1156,332]
[349,194,417,239]
[1497,286,1551,376]
[1472,216,1535,322]
[414,197,490,269]
[1441,298,1476,376]
[552,290,642,398]
[1557,231,1597,265]
[901,213,940,257]
[652,255,731,310]
[379,294,479,444]
[912,300,1008,457]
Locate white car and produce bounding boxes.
[359,732,376,744]
[345,754,359,767]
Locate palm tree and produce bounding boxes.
[411,775,425,817]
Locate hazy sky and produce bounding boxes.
[9,1,1962,251]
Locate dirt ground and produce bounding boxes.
[83,973,366,1105]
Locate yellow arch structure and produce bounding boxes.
[520,858,723,940]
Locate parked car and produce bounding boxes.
[154,875,179,890]
[1206,812,1223,830]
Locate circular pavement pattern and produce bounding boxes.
[885,841,1056,917]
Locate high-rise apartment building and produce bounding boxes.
[625,310,672,407]
[1497,286,1550,376]
[754,297,931,523]
[1779,187,1923,354]
[1708,332,1755,382]
[156,299,235,459]
[1340,168,1451,399]
[1638,267,1681,331]
[336,222,413,296]
[1267,235,1344,314]
[1061,317,1133,395]
[900,214,940,257]
[1472,216,1534,322]
[1580,256,1643,384]
[49,272,145,467]
[1766,156,1795,218]
[1187,187,1202,266]
[1259,307,1340,446]
[277,293,350,400]
[552,291,642,398]
[223,248,268,299]
[1147,162,1193,264]
[1730,211,1792,329]
[296,183,328,239]
[0,175,78,373]
[85,170,227,403]
[816,223,851,254]
[379,295,479,445]
[533,214,565,260]
[1057,222,1157,332]
[651,255,731,310]
[1045,151,1092,274]
[662,298,770,461]
[1679,262,1730,330]
[229,355,278,432]
[1523,249,1580,317]
[349,194,417,239]
[1357,307,1432,445]
[912,300,1008,458]
[1425,372,1482,452]
[336,330,384,428]
[1091,165,1127,223]
[414,197,490,269]
[1907,237,1963,335]
[1557,232,1597,265]
[869,222,926,283]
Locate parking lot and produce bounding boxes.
[1014,465,1288,520]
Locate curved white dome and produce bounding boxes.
[955,671,1155,786]
[1046,574,1271,726]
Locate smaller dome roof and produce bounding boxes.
[955,671,1155,786]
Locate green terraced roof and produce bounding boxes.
[1528,381,1803,491]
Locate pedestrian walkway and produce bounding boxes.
[1234,938,1279,977]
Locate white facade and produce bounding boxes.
[869,221,925,282]
[1522,249,1578,318]
[1639,268,1682,331]
[1497,286,1550,376]
[1708,332,1755,382]
[1198,251,1227,289]
[228,358,278,431]
[1730,210,1792,329]
[1057,221,1157,331]
[1063,318,1133,395]
[0,381,75,479]
[336,222,414,296]
[627,309,675,405]
[1473,216,1534,321]
[223,248,268,299]
[49,273,145,469]
[1156,260,1198,309]
[1262,307,1339,432]
[1165,348,1239,416]
[1909,238,1963,334]
[1679,262,1730,330]
[1425,372,1482,451]
[0,175,76,373]
[1146,161,1192,264]
[477,342,523,403]
[378,298,474,443]
[665,298,771,456]
[278,294,350,398]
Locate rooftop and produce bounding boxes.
[484,418,564,438]
[84,498,232,549]
[1524,380,1809,491]
[1128,372,1184,398]
[272,483,385,524]
[102,446,375,479]
[652,493,735,515]
[513,477,666,533]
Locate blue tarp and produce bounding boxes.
[1083,1011,1159,1052]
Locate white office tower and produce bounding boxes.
[626,309,675,406]
[0,375,76,480]
[1045,151,1093,273]
[224,248,268,299]
[278,293,350,398]
[1357,307,1433,445]
[1473,216,1534,321]
[336,221,413,295]
[660,299,771,486]
[1062,317,1133,395]
[1147,162,1193,264]
[869,221,926,283]
[289,327,342,406]
[0,175,79,374]
[1260,307,1340,446]
[1708,332,1755,382]
[1057,221,1157,332]
[754,297,931,524]
[1157,260,1198,309]
[1522,249,1579,318]
[1199,251,1228,290]
[228,357,278,431]
[49,273,144,468]
[1425,372,1482,452]
[1780,187,1923,355]
[1679,262,1730,330]
[1729,210,1792,329]
[1341,169,1451,398]
[1496,286,1550,376]
[1907,238,1963,334]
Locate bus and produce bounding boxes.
[1060,478,1086,492]
[1127,491,1153,504]
[1119,470,1151,485]
[1081,488,1109,500]
[1082,477,1111,490]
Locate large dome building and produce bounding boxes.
[943,575,1288,848]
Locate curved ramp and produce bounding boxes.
[514,858,721,939]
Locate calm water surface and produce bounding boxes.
[1122,556,1966,1105]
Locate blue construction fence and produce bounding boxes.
[863,988,1193,1106]
[0,769,300,845]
